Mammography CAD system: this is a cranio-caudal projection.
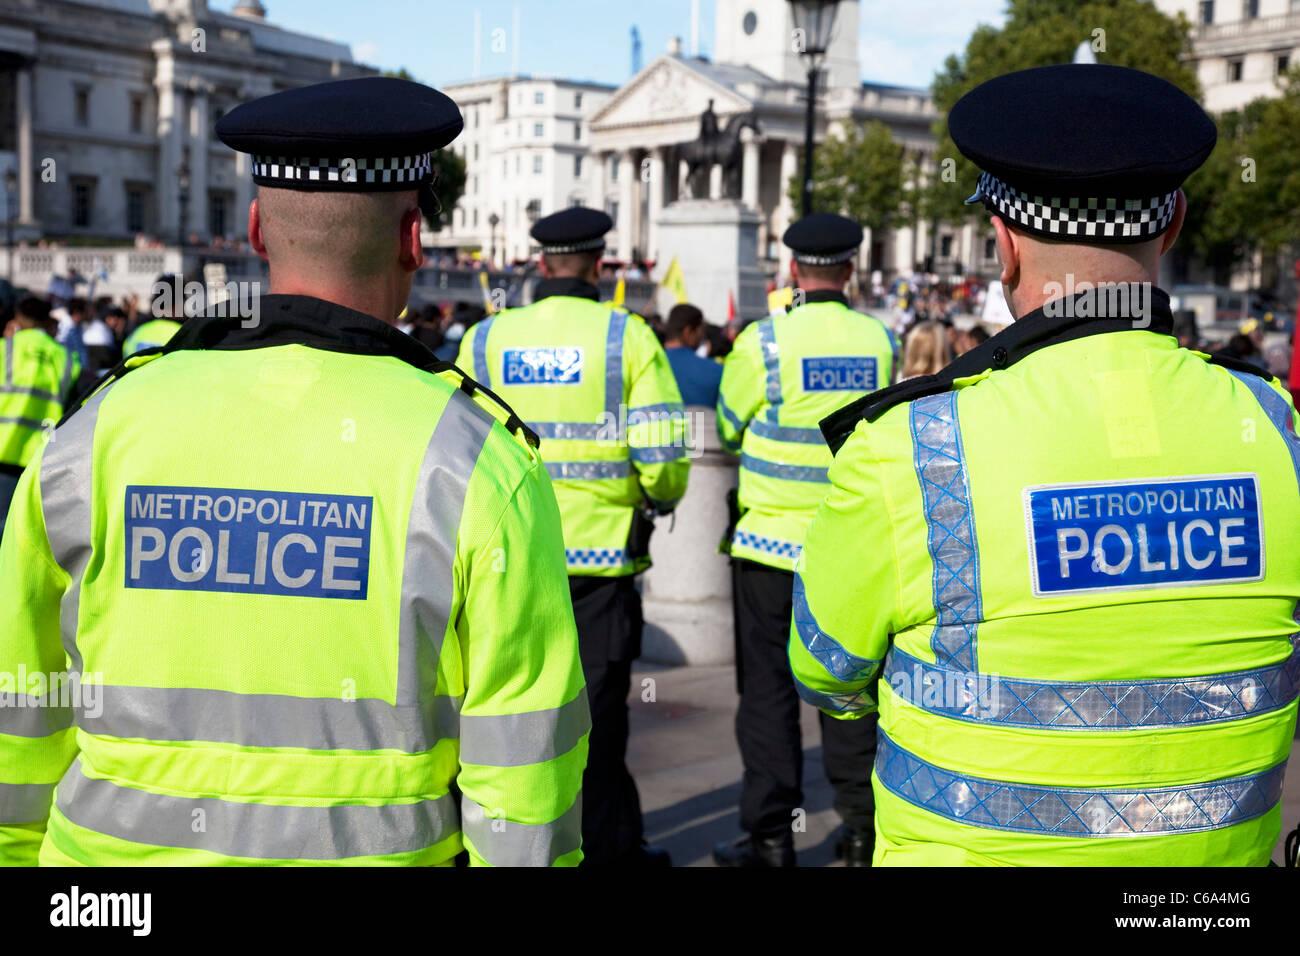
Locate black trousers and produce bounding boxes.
[569,575,644,866]
[732,558,878,839]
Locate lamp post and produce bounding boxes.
[788,0,840,217]
[488,211,500,268]
[4,167,15,286]
[176,159,191,249]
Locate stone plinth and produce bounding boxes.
[656,199,768,325]
[641,405,738,665]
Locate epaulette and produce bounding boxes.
[1204,351,1276,383]
[437,363,541,450]
[820,373,954,454]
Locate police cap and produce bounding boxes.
[950,64,1215,244]
[215,76,463,216]
[783,213,864,265]
[531,207,613,255]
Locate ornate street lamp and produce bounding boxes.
[788,0,841,216]
[488,211,500,268]
[176,159,191,248]
[4,167,16,285]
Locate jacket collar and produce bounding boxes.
[533,277,601,303]
[795,289,848,308]
[821,283,1174,452]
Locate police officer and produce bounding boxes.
[458,208,689,866]
[713,214,897,866]
[122,274,186,358]
[795,64,1299,866]
[0,296,82,534]
[0,76,589,866]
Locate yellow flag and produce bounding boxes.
[478,270,497,315]
[659,256,688,304]
[613,276,626,307]
[767,286,794,314]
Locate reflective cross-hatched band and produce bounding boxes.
[40,387,111,676]
[399,392,495,709]
[472,317,496,386]
[74,686,462,753]
[970,170,1178,243]
[604,309,627,421]
[757,319,782,419]
[1228,370,1300,495]
[911,392,982,670]
[731,530,801,561]
[793,675,875,715]
[459,692,590,768]
[883,641,1300,729]
[718,396,745,435]
[545,460,631,480]
[251,152,433,187]
[0,781,56,824]
[56,761,459,860]
[740,453,827,483]
[792,573,880,683]
[749,419,825,444]
[566,547,630,568]
[629,445,686,465]
[530,421,605,441]
[461,793,582,866]
[630,402,686,420]
[875,731,1287,837]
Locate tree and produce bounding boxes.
[925,0,1200,228]
[785,120,906,254]
[383,67,466,232]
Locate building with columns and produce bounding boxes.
[0,0,374,245]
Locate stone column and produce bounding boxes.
[646,147,665,262]
[591,150,606,215]
[15,66,34,224]
[741,127,760,210]
[153,44,184,243]
[617,149,635,261]
[188,82,209,241]
[777,140,799,278]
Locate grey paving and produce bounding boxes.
[626,661,1300,867]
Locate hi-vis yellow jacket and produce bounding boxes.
[1,328,81,469]
[459,278,690,577]
[717,292,897,570]
[0,294,588,867]
[792,288,1299,866]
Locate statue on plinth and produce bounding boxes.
[674,100,761,201]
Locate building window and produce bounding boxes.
[473,107,480,128]
[125,184,148,233]
[575,92,584,109]
[983,237,996,260]
[515,154,521,174]
[71,178,95,227]
[1243,0,1259,18]
[610,156,619,181]
[472,175,479,194]
[608,200,618,224]
[1227,57,1244,82]
[1277,52,1291,76]
[534,90,544,105]
[534,122,544,137]
[534,155,543,174]
[473,207,479,227]
[130,93,146,134]
[574,121,582,141]
[574,154,583,177]
[209,192,231,239]
[473,143,480,160]
[1199,0,1214,24]
[939,235,953,259]
[74,85,90,127]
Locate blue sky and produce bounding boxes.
[247,0,1007,91]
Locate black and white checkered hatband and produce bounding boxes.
[793,248,858,265]
[539,237,607,254]
[970,171,1178,243]
[251,153,434,189]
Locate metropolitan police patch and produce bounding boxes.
[1024,474,1263,597]
[503,347,584,385]
[802,356,876,392]
[124,486,372,599]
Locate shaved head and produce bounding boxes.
[257,187,418,281]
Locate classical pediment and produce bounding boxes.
[590,54,755,131]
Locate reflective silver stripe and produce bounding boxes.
[398,390,494,710]
[0,781,56,823]
[749,418,825,444]
[910,392,982,670]
[792,572,879,682]
[472,317,496,386]
[1228,370,1300,495]
[76,685,462,752]
[531,421,606,441]
[0,696,75,737]
[459,692,590,768]
[604,309,626,421]
[884,641,1300,729]
[545,460,630,480]
[739,452,827,483]
[756,319,781,420]
[0,415,49,431]
[56,760,459,860]
[461,793,583,866]
[876,731,1287,836]
[0,385,60,403]
[629,445,685,464]
[630,402,685,419]
[40,387,110,675]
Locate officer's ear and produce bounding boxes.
[248,199,269,262]
[991,214,1019,288]
[1158,190,1187,257]
[398,203,425,273]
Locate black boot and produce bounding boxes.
[712,833,796,867]
[834,827,874,867]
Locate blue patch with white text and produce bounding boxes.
[1024,474,1263,597]
[503,347,584,385]
[802,356,876,392]
[124,486,372,599]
